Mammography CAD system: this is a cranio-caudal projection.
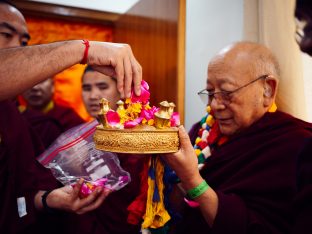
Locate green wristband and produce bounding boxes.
[187,180,209,200]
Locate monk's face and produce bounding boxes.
[82,71,120,118]
[207,53,267,136]
[0,3,30,49]
[22,78,54,110]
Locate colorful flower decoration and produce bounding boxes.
[100,80,180,129]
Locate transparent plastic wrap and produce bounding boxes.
[38,120,131,197]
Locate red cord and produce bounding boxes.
[80,39,90,64]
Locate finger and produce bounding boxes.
[72,178,84,198]
[76,187,103,210]
[131,58,142,96]
[77,189,111,214]
[123,55,133,98]
[114,57,125,99]
[178,125,191,145]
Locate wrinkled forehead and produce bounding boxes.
[207,53,253,84]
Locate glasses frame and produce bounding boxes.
[197,74,269,105]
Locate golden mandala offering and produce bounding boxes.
[93,81,180,154]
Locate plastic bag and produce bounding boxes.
[38,120,130,197]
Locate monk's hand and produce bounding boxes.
[162,126,202,186]
[44,178,111,214]
[87,42,142,99]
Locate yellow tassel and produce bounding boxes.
[142,157,171,229]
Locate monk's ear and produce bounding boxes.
[263,76,278,108]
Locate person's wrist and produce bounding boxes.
[42,190,59,214]
[186,180,209,200]
[181,174,203,191]
[80,39,90,64]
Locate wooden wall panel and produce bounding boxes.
[114,0,185,123]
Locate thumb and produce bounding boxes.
[72,178,84,198]
[178,125,192,149]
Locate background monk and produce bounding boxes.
[0,0,142,233]
[22,78,84,132]
[81,66,120,117]
[163,42,312,234]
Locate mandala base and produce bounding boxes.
[93,126,179,154]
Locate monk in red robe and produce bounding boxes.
[22,78,84,133]
[163,42,312,234]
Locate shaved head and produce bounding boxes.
[209,42,280,82]
[206,41,280,135]
[0,1,30,48]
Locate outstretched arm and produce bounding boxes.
[0,40,142,100]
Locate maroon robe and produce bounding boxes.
[46,103,84,132]
[66,154,147,234]
[0,100,59,233]
[21,108,62,148]
[175,111,312,234]
[292,137,312,234]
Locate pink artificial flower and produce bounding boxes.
[79,183,92,197]
[140,106,159,121]
[170,112,180,127]
[124,117,143,128]
[131,80,150,104]
[106,110,120,126]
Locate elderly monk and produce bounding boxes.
[163,41,312,234]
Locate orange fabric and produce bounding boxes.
[25,16,113,121]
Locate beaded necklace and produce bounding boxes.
[193,106,228,169]
[194,103,277,169]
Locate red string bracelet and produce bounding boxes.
[80,39,90,64]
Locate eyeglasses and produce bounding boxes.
[197,74,269,105]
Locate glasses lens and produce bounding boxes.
[220,92,231,104]
[198,90,209,104]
